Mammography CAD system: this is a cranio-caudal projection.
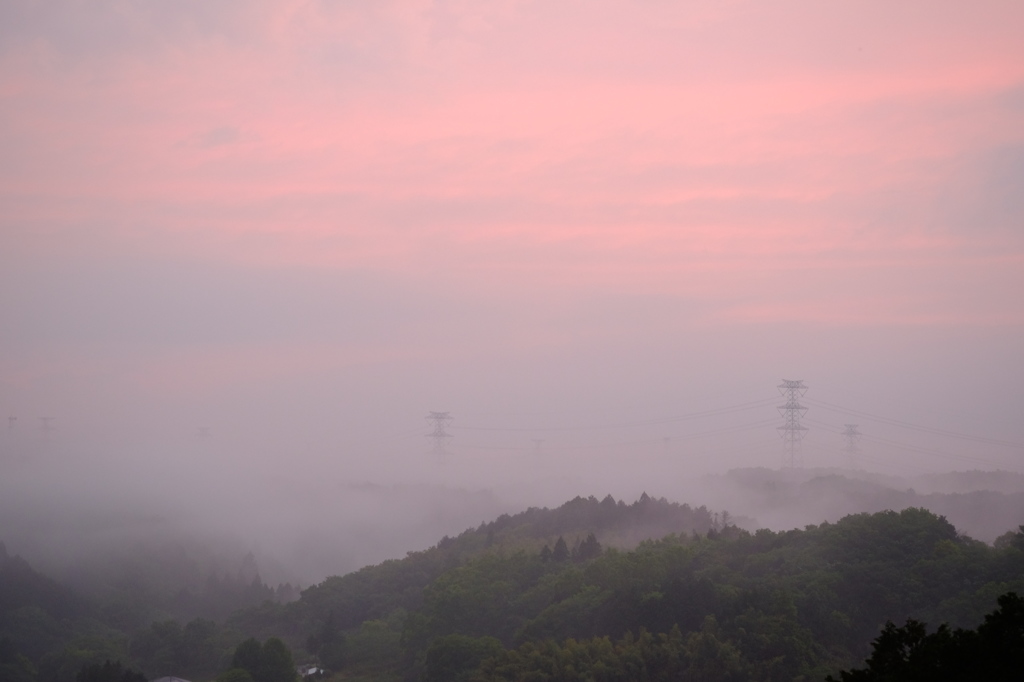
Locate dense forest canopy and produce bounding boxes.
[2,491,1023,681]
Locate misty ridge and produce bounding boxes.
[3,2,1024,679]
[5,433,1024,611]
[2,472,1023,681]
[4,404,1024,599]
[2,397,1024,681]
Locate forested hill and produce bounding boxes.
[225,500,1024,682]
[448,492,720,553]
[235,493,720,639]
[0,541,96,681]
[0,542,87,624]
[4,498,1024,681]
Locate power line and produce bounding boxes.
[804,417,1013,469]
[803,398,1024,450]
[455,419,779,454]
[426,411,453,456]
[842,424,861,468]
[857,433,1011,468]
[450,397,778,433]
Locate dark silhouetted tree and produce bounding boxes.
[828,592,1024,682]
[574,533,602,562]
[232,638,263,676]
[551,536,570,562]
[231,637,297,682]
[258,638,296,682]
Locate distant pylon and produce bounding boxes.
[531,438,544,452]
[7,416,15,430]
[777,380,808,468]
[842,424,861,468]
[39,416,54,434]
[426,411,453,455]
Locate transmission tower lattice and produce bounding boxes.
[426,411,453,455]
[842,424,861,468]
[777,380,808,468]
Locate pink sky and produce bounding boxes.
[2,1,1024,481]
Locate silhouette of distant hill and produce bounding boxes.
[698,468,1024,542]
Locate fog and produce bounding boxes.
[3,327,1023,588]
[2,1,1024,594]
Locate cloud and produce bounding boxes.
[1,2,1024,469]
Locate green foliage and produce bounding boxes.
[827,592,1024,681]
[216,669,255,682]
[0,550,87,621]
[244,505,1023,681]
[6,498,1024,682]
[552,537,570,563]
[0,545,97,672]
[993,525,1024,551]
[1,605,73,665]
[74,660,146,682]
[230,637,296,682]
[129,617,227,680]
[423,635,503,682]
[345,612,403,667]
[232,637,264,673]
[574,533,603,562]
[306,610,345,670]
[0,636,37,682]
[473,621,751,682]
[259,638,297,682]
[37,633,132,682]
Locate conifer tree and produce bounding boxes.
[552,536,570,562]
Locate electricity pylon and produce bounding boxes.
[777,380,808,468]
[426,411,453,455]
[842,424,861,468]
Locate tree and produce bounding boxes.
[423,634,502,682]
[992,525,1024,550]
[231,637,297,682]
[75,660,146,682]
[552,536,570,562]
[0,637,36,682]
[215,670,254,682]
[975,592,1024,679]
[574,533,602,562]
[307,611,345,670]
[232,638,263,676]
[129,619,182,677]
[827,592,1024,682]
[258,638,297,682]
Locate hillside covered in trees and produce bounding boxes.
[2,494,1024,681]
